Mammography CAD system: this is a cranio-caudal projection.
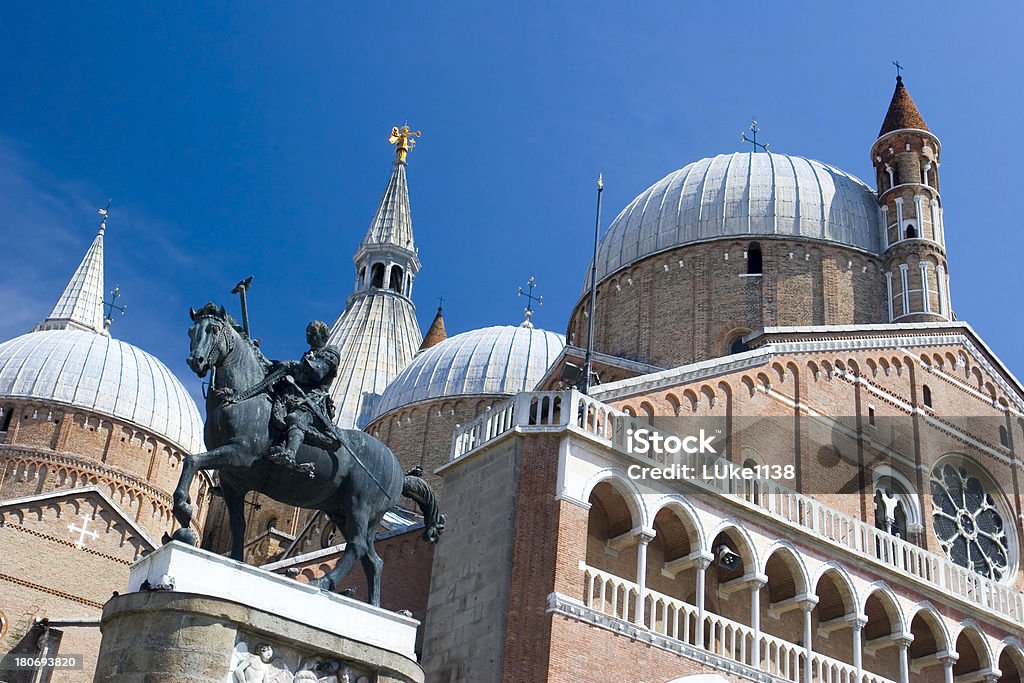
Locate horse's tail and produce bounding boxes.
[402,475,445,543]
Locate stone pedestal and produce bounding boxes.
[93,542,423,683]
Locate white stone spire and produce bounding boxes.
[327,132,425,429]
[33,209,108,335]
[360,160,416,254]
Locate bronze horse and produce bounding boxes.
[170,303,443,605]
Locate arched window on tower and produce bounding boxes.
[922,384,932,408]
[389,265,404,292]
[370,263,385,288]
[747,242,763,275]
[905,224,917,239]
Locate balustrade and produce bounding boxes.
[581,564,898,683]
[450,391,1024,628]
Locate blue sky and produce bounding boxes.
[2,3,1023,406]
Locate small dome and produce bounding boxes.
[371,325,565,421]
[585,152,880,292]
[0,329,203,453]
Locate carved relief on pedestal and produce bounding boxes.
[229,640,370,683]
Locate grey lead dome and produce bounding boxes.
[585,152,881,293]
[0,329,204,454]
[371,325,566,422]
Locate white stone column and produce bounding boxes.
[940,654,957,683]
[944,270,951,316]
[635,530,654,626]
[750,577,767,669]
[919,262,931,313]
[895,636,912,683]
[852,616,866,683]
[913,194,924,234]
[895,197,905,240]
[885,271,895,321]
[800,597,818,683]
[899,264,910,315]
[383,264,393,291]
[936,265,947,317]
[880,206,890,249]
[930,199,941,244]
[695,556,711,649]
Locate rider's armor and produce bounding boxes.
[268,328,341,468]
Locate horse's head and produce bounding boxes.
[186,303,239,377]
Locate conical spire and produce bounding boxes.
[33,208,108,335]
[360,126,421,254]
[327,127,425,429]
[878,76,929,137]
[419,305,447,351]
[360,161,416,252]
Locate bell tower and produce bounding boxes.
[871,73,951,322]
[325,126,425,429]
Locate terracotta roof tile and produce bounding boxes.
[419,307,447,351]
[879,76,929,137]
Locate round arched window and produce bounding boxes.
[931,462,1011,580]
[0,610,7,639]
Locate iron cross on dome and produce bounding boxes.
[104,286,127,330]
[741,120,769,152]
[518,277,543,313]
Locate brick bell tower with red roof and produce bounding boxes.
[871,73,952,322]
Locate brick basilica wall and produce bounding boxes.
[567,238,887,368]
[603,339,1024,591]
[367,395,509,496]
[0,398,210,540]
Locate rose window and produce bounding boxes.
[931,463,1009,580]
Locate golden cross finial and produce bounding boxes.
[389,125,421,163]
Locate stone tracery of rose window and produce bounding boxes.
[931,462,1010,580]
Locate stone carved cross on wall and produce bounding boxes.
[68,514,99,549]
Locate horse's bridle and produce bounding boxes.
[192,315,237,374]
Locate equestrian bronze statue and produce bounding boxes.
[170,303,444,606]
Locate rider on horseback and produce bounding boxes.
[267,320,341,470]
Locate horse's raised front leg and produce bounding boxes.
[171,443,247,546]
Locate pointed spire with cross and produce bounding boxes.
[741,120,770,152]
[34,201,111,335]
[518,277,542,328]
[892,60,904,80]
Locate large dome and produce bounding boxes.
[0,329,203,453]
[585,152,881,292]
[371,325,565,421]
